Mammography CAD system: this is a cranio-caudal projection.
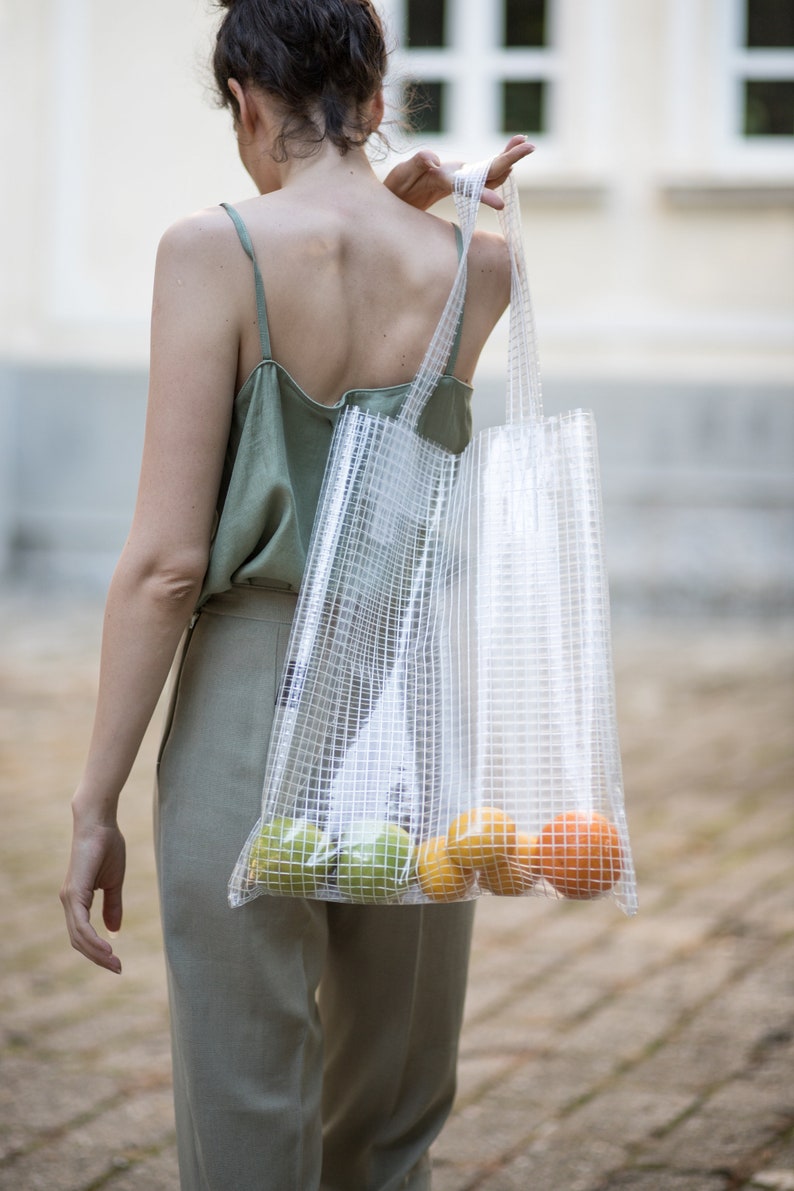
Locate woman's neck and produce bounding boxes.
[233,86,381,196]
[250,141,378,196]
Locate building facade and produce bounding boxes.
[1,0,792,612]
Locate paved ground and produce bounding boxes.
[0,588,792,1191]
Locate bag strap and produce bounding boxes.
[398,159,491,430]
[399,160,543,430]
[444,223,466,378]
[495,174,543,424]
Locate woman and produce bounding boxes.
[60,1,532,1186]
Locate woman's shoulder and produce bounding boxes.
[152,205,251,300]
[466,227,512,314]
[468,226,510,271]
[157,205,238,260]
[405,202,510,302]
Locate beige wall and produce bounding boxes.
[2,0,792,380]
[0,0,791,610]
[1,0,251,366]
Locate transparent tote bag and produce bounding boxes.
[229,161,637,915]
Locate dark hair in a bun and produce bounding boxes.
[213,0,389,159]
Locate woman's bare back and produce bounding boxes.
[210,175,510,404]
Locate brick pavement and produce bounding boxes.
[1,589,792,1191]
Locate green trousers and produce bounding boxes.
[155,587,476,1190]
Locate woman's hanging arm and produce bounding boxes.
[60,211,240,971]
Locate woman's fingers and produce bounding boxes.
[383,138,533,211]
[481,137,536,207]
[102,880,124,935]
[60,883,122,973]
[60,822,126,974]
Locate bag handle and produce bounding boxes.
[398,159,491,430]
[400,160,542,430]
[495,173,543,424]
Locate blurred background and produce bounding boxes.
[1,7,792,1187]
[0,0,792,617]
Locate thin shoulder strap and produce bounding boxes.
[220,202,272,360]
[444,224,466,377]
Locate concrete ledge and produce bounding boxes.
[660,179,794,208]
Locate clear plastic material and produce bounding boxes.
[229,164,638,915]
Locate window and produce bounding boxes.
[734,0,794,139]
[666,0,794,179]
[500,0,549,135]
[390,0,557,148]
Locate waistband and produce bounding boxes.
[200,583,299,623]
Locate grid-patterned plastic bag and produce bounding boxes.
[229,162,637,915]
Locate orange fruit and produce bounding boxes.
[538,811,622,899]
[415,837,473,902]
[515,830,542,874]
[446,806,517,872]
[481,831,540,896]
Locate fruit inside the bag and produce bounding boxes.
[415,836,476,901]
[446,806,518,872]
[249,818,335,896]
[335,821,415,902]
[425,806,621,902]
[537,810,623,899]
[248,807,622,904]
[479,831,540,896]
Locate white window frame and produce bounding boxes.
[379,0,561,165]
[718,0,794,173]
[664,0,794,182]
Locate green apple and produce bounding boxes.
[249,818,334,897]
[336,821,415,903]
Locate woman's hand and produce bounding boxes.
[384,135,535,211]
[61,807,127,974]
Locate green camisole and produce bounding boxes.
[198,203,473,605]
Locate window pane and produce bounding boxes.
[502,81,545,133]
[504,0,547,47]
[744,80,794,134]
[407,0,446,48]
[745,0,794,48]
[404,80,446,134]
